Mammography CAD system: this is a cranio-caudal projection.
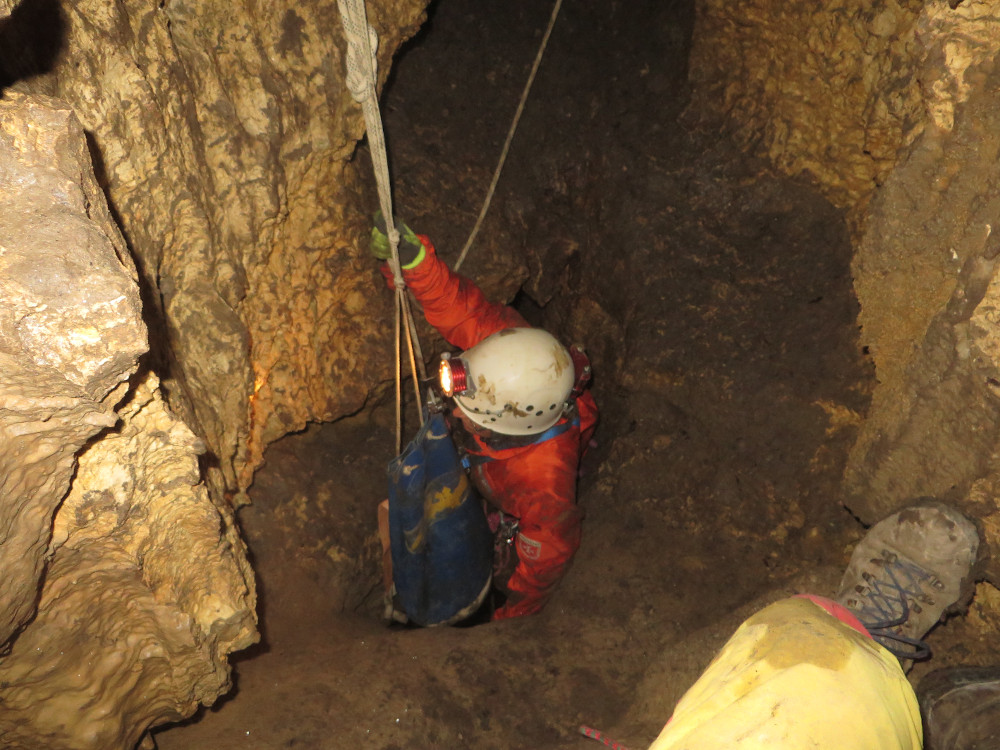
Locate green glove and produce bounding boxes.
[370,210,425,269]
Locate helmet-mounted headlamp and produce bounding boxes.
[436,329,579,436]
[438,353,472,398]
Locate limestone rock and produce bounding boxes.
[0,92,146,649]
[0,372,257,750]
[0,92,256,749]
[844,12,1000,521]
[690,0,1000,530]
[0,0,429,498]
[688,0,926,211]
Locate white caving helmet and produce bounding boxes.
[438,327,575,436]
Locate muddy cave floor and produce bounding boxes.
[154,1,1000,748]
[153,142,1000,750]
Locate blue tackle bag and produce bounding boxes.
[387,411,493,626]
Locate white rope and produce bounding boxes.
[337,0,397,269]
[337,0,425,450]
[454,0,563,271]
[337,0,563,444]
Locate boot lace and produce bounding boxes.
[848,550,941,661]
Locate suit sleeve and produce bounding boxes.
[388,235,529,350]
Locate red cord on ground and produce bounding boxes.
[578,724,631,750]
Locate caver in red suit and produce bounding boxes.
[372,220,597,620]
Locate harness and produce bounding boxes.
[459,411,581,585]
[460,411,581,471]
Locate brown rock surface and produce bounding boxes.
[688,0,925,211]
[841,6,1000,524]
[0,93,255,748]
[0,92,146,648]
[0,1,432,745]
[0,0,428,497]
[0,372,256,750]
[691,0,1000,544]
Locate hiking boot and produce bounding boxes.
[919,666,1000,749]
[835,502,979,663]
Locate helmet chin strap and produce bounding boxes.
[446,408,492,456]
[449,404,494,438]
[449,402,577,454]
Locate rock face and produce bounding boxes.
[688,0,926,212]
[0,94,257,748]
[0,0,428,499]
[0,0,426,745]
[0,92,147,649]
[691,0,1000,567]
[0,371,256,749]
[0,93,255,748]
[845,5,1000,536]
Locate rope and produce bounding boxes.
[394,290,403,453]
[454,0,563,271]
[403,295,427,381]
[579,725,631,750]
[337,0,398,274]
[338,0,563,443]
[402,296,424,420]
[337,0,425,451]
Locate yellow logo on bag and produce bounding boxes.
[404,472,469,553]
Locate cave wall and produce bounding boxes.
[687,0,927,213]
[0,92,255,749]
[11,0,1000,743]
[0,0,428,499]
[0,92,146,652]
[845,4,1000,538]
[0,371,257,749]
[690,0,1000,568]
[0,0,432,745]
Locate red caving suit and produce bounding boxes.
[388,236,598,620]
